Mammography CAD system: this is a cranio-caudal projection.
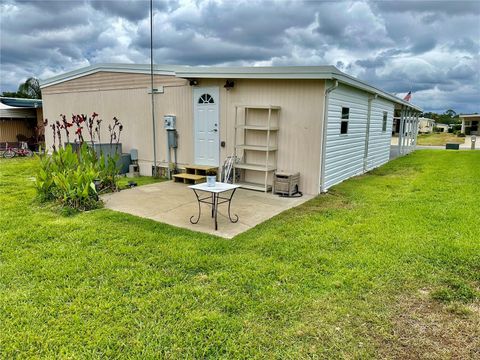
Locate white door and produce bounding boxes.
[193,87,219,166]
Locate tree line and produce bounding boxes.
[1,77,42,99]
[421,109,466,125]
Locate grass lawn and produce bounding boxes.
[1,151,479,358]
[417,132,465,146]
[117,175,165,190]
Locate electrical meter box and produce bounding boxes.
[164,115,176,130]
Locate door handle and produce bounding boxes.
[211,129,218,132]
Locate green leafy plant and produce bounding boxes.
[35,143,100,211]
[36,113,124,211]
[35,150,54,201]
[97,152,120,192]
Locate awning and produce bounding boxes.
[0,102,37,119]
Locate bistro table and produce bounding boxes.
[188,182,241,230]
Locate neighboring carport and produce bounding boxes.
[460,114,479,135]
[0,97,43,146]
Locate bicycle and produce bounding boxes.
[3,142,33,158]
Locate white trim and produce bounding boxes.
[40,64,177,88]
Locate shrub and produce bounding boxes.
[36,143,100,211]
[36,113,123,211]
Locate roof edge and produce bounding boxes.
[0,97,43,108]
[40,63,178,88]
[40,63,421,111]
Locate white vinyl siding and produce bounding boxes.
[324,84,369,189]
[323,83,396,190]
[366,98,394,170]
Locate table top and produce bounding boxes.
[189,182,241,193]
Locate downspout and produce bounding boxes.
[149,0,157,176]
[319,79,338,193]
[413,112,419,149]
[363,94,377,172]
[398,106,405,155]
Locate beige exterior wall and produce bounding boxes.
[41,71,186,95]
[196,79,325,194]
[42,72,325,194]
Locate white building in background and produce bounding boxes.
[460,114,479,135]
[435,123,449,133]
[418,117,435,134]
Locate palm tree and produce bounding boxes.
[17,77,42,99]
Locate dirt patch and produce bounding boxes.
[379,289,480,359]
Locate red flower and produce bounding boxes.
[75,127,83,135]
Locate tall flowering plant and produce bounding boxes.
[37,113,124,210]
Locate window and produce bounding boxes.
[340,107,349,134]
[198,93,214,104]
[382,111,388,132]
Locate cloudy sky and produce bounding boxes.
[1,0,479,113]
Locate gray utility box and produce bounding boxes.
[273,172,300,196]
[164,115,176,130]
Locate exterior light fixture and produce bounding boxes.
[224,80,234,90]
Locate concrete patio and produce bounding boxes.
[102,181,313,238]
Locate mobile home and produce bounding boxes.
[40,64,421,195]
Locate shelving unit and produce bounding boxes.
[233,105,280,192]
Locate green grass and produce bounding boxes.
[417,132,465,145]
[1,151,479,358]
[117,175,165,190]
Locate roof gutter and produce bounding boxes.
[319,79,338,193]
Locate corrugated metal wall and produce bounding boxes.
[366,97,394,170]
[324,83,369,189]
[0,119,35,142]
